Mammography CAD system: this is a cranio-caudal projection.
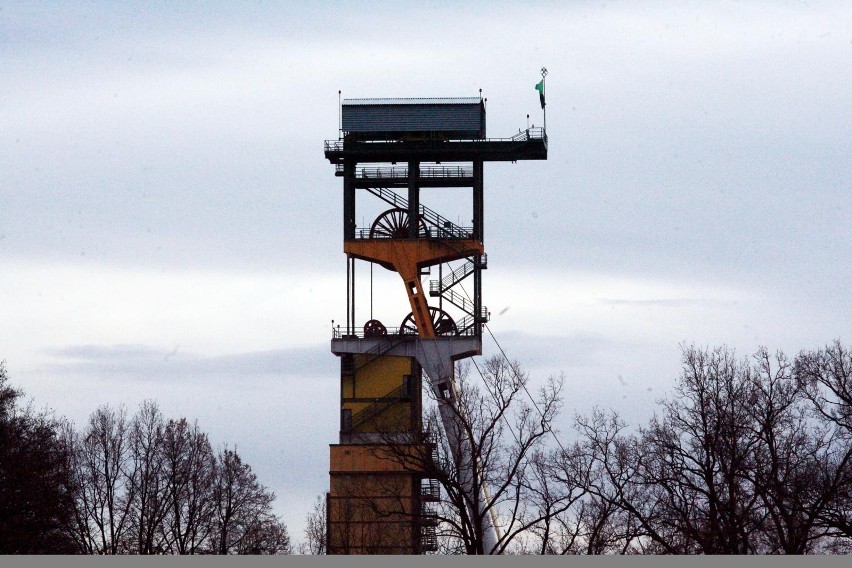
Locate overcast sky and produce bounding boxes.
[2,1,850,542]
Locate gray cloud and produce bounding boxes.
[597,298,729,308]
[4,1,851,542]
[3,2,847,291]
[481,330,620,372]
[42,343,335,383]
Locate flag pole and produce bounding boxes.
[540,67,548,134]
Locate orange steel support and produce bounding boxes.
[344,239,484,338]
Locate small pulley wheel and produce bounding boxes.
[363,319,388,337]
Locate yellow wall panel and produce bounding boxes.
[353,355,411,398]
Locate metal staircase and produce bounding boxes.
[420,429,441,553]
[428,255,489,328]
[420,504,439,552]
[454,315,479,336]
[421,478,440,502]
[343,335,411,375]
[348,382,410,432]
[431,259,471,293]
[437,288,488,323]
[364,186,472,239]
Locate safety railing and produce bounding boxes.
[355,165,473,179]
[430,258,484,295]
[332,322,479,340]
[436,288,488,321]
[431,222,473,240]
[421,505,439,527]
[420,506,439,552]
[420,428,441,553]
[324,140,344,152]
[324,127,547,153]
[366,185,408,209]
[511,126,547,142]
[421,478,441,502]
[455,314,485,335]
[422,428,440,463]
[353,226,474,240]
[366,341,408,375]
[333,325,405,338]
[335,164,475,178]
[440,262,474,290]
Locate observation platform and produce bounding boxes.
[324,127,548,164]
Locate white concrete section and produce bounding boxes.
[413,340,501,555]
[330,336,480,360]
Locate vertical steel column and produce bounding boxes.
[408,161,420,239]
[350,257,355,336]
[473,160,484,335]
[472,160,483,241]
[343,160,356,336]
[346,255,350,335]
[474,259,482,332]
[343,160,356,240]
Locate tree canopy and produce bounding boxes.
[0,362,76,553]
[0,364,289,555]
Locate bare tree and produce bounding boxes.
[556,409,654,554]
[643,346,764,553]
[69,405,136,553]
[127,400,169,553]
[210,447,288,554]
[159,417,216,554]
[795,341,852,435]
[64,401,289,554]
[794,341,852,546]
[365,356,565,554]
[506,449,588,554]
[746,347,851,553]
[558,344,852,555]
[299,494,327,554]
[565,347,781,554]
[233,513,291,554]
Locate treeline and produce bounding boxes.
[0,363,289,554]
[541,342,852,554]
[323,341,852,554]
[5,340,852,555]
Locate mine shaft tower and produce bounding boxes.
[324,96,546,554]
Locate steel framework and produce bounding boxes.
[325,96,546,554]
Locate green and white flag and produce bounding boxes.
[535,79,545,109]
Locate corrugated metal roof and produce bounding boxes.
[343,97,481,106]
[340,97,485,139]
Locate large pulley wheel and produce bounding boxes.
[369,208,429,239]
[363,319,387,338]
[399,307,458,337]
